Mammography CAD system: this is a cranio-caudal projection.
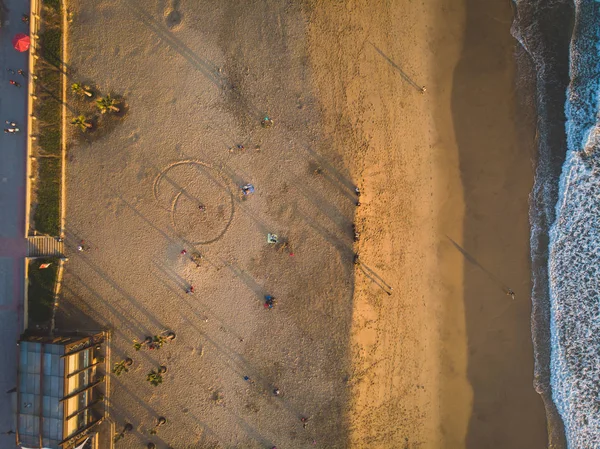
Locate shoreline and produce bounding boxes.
[512,1,574,447]
[448,0,548,447]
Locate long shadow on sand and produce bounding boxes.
[449,0,553,448]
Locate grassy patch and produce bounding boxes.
[42,0,61,13]
[33,158,61,235]
[28,258,59,324]
[38,125,61,156]
[32,8,63,235]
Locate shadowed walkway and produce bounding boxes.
[0,0,31,447]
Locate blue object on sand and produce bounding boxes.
[242,184,255,195]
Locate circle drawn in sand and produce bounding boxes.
[154,161,235,245]
[165,9,182,29]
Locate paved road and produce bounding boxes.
[0,0,30,446]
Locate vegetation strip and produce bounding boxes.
[32,0,63,236]
[27,258,59,324]
[27,0,64,329]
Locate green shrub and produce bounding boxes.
[34,158,60,235]
[28,258,59,324]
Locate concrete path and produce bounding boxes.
[0,0,30,446]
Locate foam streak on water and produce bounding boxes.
[549,0,600,447]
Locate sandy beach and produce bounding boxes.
[56,0,548,448]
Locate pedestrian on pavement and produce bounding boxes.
[9,80,21,88]
[22,14,29,23]
[5,121,17,127]
[6,68,15,75]
[17,69,26,77]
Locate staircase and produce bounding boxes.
[27,236,64,258]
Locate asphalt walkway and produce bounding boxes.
[0,0,30,446]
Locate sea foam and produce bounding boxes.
[548,0,600,447]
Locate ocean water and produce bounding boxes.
[549,0,600,446]
[514,0,600,448]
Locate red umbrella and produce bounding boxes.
[12,33,30,52]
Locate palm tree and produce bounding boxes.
[71,115,92,131]
[112,358,133,376]
[71,82,93,97]
[152,335,167,349]
[149,417,166,434]
[146,369,163,387]
[96,95,120,114]
[113,423,133,443]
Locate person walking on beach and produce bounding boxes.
[264,295,276,309]
[186,285,195,294]
[507,288,516,300]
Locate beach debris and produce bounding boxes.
[241,184,255,196]
[190,252,202,268]
[212,391,225,405]
[261,116,274,128]
[267,233,279,244]
[301,416,309,429]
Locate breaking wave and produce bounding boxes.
[514,0,600,447]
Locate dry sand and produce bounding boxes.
[57,0,547,448]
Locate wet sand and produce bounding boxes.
[448,1,548,447]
